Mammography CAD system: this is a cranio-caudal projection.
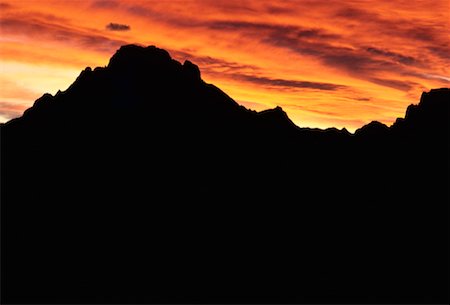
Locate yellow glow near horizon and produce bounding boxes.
[0,0,449,131]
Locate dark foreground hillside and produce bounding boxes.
[1,45,449,304]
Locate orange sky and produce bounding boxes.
[1,0,449,130]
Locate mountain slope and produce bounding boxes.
[1,45,449,304]
[6,45,300,141]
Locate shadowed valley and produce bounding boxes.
[1,45,449,304]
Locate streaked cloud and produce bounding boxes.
[229,74,345,91]
[365,47,416,65]
[0,101,28,120]
[0,16,126,53]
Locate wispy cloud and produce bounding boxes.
[230,74,345,91]
[419,73,450,82]
[0,16,127,53]
[0,77,39,100]
[0,101,27,120]
[365,47,416,65]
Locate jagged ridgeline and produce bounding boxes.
[1,45,449,304]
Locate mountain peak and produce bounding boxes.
[182,60,201,81]
[108,44,172,70]
[257,106,287,118]
[390,88,450,135]
[354,120,389,137]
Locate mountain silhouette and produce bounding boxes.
[1,45,449,304]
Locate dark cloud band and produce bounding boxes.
[106,22,130,31]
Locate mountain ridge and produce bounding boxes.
[5,44,448,137]
[1,44,448,304]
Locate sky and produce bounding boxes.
[0,0,449,131]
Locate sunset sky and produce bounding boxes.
[1,0,449,131]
